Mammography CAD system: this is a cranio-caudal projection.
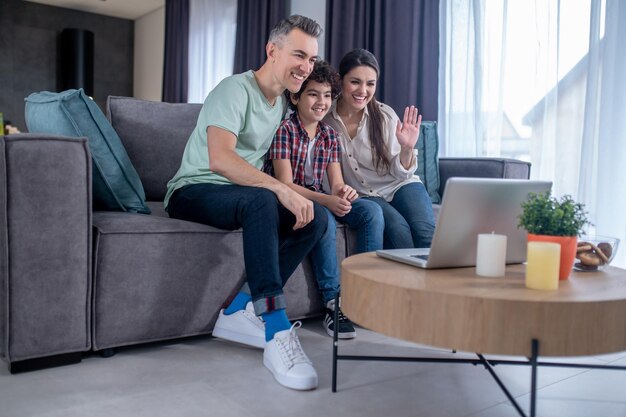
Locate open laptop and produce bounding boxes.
[376,178,552,269]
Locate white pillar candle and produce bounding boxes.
[525,242,560,290]
[476,233,507,277]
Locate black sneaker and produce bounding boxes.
[323,307,356,339]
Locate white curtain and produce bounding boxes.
[187,0,238,103]
[439,0,626,267]
[579,0,626,267]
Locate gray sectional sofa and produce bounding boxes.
[0,96,531,373]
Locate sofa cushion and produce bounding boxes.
[25,89,150,214]
[91,211,335,349]
[415,121,441,204]
[106,96,203,201]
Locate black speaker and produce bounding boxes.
[59,28,94,96]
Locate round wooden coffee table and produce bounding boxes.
[341,252,626,357]
[337,253,626,416]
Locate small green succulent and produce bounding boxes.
[518,191,590,237]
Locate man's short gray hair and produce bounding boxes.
[268,15,322,46]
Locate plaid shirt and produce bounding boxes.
[264,112,341,193]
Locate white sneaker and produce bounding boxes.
[212,301,265,348]
[263,322,318,390]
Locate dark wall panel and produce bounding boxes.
[0,0,134,131]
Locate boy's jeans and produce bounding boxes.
[310,198,384,305]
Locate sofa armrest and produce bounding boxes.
[0,134,92,367]
[438,157,531,198]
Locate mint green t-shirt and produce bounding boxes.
[164,70,286,208]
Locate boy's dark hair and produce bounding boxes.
[288,60,341,110]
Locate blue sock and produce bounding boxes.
[224,291,252,315]
[262,309,291,341]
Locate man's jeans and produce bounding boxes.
[366,182,435,249]
[309,198,384,305]
[167,183,327,315]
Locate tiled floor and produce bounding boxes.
[2,320,626,417]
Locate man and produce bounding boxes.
[165,15,326,391]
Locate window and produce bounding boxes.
[187,0,238,103]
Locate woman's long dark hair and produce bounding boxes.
[338,48,390,174]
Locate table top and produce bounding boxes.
[341,252,626,357]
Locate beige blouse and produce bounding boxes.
[323,101,420,202]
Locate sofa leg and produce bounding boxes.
[9,352,82,374]
[99,348,116,358]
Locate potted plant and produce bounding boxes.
[518,191,590,279]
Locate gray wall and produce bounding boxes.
[0,0,134,132]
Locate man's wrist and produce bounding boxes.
[269,179,290,197]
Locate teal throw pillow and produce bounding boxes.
[414,121,441,204]
[25,89,150,214]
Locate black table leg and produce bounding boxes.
[477,354,527,416]
[332,293,340,392]
[530,339,539,417]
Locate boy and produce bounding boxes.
[265,60,384,338]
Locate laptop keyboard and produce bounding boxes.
[410,254,430,261]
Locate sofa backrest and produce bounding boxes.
[106,96,202,201]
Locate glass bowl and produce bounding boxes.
[574,235,620,272]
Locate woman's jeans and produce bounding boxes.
[167,183,327,315]
[309,198,384,305]
[366,182,435,249]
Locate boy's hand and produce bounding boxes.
[325,195,352,217]
[333,184,358,202]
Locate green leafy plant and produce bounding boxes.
[518,191,590,237]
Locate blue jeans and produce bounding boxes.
[365,182,435,249]
[167,183,327,315]
[309,198,384,305]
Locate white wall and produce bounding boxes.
[131,1,326,102]
[290,0,327,58]
[133,6,165,101]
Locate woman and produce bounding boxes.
[323,48,435,248]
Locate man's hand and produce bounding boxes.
[275,186,314,230]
